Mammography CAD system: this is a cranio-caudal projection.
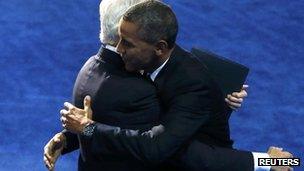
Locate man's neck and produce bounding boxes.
[147,46,175,74]
[146,46,175,81]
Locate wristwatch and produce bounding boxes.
[81,122,96,137]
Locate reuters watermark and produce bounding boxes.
[258,158,300,167]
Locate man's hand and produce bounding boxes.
[60,95,93,134]
[267,146,294,171]
[225,84,248,110]
[43,132,66,171]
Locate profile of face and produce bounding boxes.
[116,19,158,72]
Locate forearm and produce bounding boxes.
[91,123,175,164]
[90,108,210,164]
[88,84,213,164]
[178,140,254,171]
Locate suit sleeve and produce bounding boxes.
[89,79,213,164]
[180,140,254,171]
[61,129,79,155]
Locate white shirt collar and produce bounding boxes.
[149,58,170,81]
[105,44,117,53]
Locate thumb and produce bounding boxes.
[84,95,92,113]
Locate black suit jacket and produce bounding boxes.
[85,45,254,171]
[62,47,161,171]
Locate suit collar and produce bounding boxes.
[154,45,187,85]
[96,47,125,69]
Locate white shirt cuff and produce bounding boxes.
[252,152,271,171]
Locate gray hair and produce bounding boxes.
[123,0,178,48]
[99,0,148,46]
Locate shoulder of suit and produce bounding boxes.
[162,50,216,93]
[78,55,98,70]
[175,53,211,80]
[85,55,99,64]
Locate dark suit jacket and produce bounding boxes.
[62,47,161,171]
[84,45,254,171]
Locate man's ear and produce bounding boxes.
[155,40,168,56]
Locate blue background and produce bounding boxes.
[0,0,303,170]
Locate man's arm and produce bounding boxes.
[179,140,254,171]
[86,79,214,164]
[61,90,294,171]
[59,84,249,157]
[61,130,79,154]
[43,131,74,170]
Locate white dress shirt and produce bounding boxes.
[105,44,117,52]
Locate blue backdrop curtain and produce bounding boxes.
[0,0,303,170]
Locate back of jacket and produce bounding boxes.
[66,48,161,171]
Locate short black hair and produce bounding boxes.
[123,0,178,49]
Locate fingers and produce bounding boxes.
[270,146,283,152]
[65,113,79,120]
[225,98,241,108]
[84,95,91,112]
[232,90,247,98]
[44,133,64,170]
[84,95,93,119]
[63,102,86,118]
[61,109,74,128]
[271,146,283,151]
[44,155,52,170]
[44,145,54,169]
[282,151,293,158]
[268,146,281,154]
[52,134,64,151]
[53,134,61,143]
[60,109,68,124]
[60,115,67,128]
[226,85,248,110]
[44,148,53,162]
[60,109,69,116]
[60,109,80,123]
[61,113,79,131]
[268,146,294,159]
[227,94,243,103]
[64,102,76,111]
[230,84,248,98]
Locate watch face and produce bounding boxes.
[83,123,96,137]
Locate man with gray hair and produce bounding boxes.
[44,0,292,171]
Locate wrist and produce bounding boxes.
[57,132,67,148]
[81,118,94,131]
[81,121,96,137]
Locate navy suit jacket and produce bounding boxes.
[62,47,161,171]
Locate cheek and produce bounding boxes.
[124,48,155,70]
[141,50,156,64]
[128,49,143,61]
[125,50,138,62]
[123,50,142,69]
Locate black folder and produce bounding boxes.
[191,48,249,95]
